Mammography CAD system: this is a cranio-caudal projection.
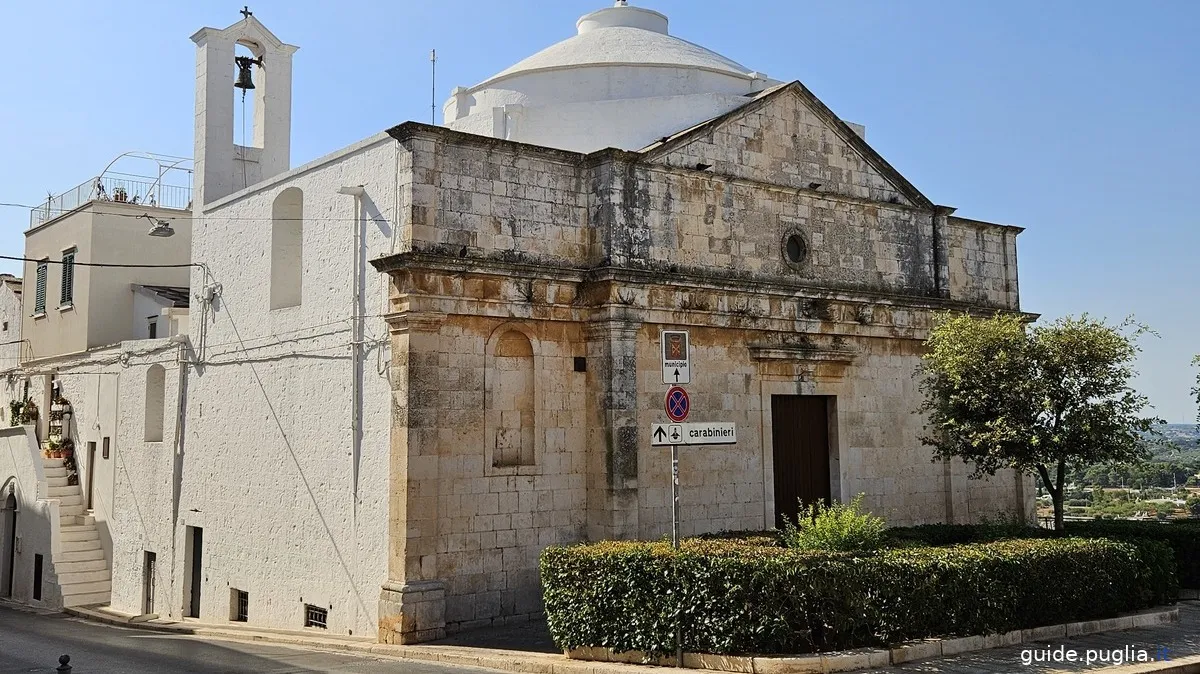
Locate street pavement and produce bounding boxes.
[0,603,498,674]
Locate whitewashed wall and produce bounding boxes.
[135,134,399,635]
[0,425,63,608]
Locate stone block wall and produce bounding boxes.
[946,216,1020,309]
[649,86,914,206]
[390,310,589,632]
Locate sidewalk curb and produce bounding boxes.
[61,605,1192,674]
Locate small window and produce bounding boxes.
[304,604,328,629]
[147,317,158,339]
[231,589,248,622]
[34,260,47,314]
[60,248,76,306]
[2,321,7,332]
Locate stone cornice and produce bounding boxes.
[383,311,447,335]
[748,345,858,364]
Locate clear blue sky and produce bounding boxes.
[1,1,1196,421]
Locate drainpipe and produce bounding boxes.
[338,186,366,502]
[338,184,366,634]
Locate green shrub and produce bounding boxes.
[780,494,885,552]
[540,537,1169,658]
[1065,520,1200,590]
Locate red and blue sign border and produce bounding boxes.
[665,386,690,422]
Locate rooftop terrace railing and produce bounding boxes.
[29,173,192,228]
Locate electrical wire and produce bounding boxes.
[0,254,203,269]
[2,200,398,223]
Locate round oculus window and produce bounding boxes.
[785,234,808,265]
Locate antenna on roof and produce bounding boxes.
[430,49,437,125]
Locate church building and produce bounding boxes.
[2,1,1032,645]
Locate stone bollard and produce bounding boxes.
[56,654,71,673]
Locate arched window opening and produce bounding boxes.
[488,331,535,467]
[144,365,166,442]
[270,187,303,309]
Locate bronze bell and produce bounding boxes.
[234,56,257,90]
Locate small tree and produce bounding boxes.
[1188,495,1200,519]
[919,313,1159,532]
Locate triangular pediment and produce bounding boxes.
[641,82,931,208]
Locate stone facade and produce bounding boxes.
[370,81,1032,642]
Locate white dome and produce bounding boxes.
[482,5,754,86]
[443,1,777,154]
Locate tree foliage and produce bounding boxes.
[918,313,1160,530]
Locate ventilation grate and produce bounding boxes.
[304,604,328,629]
[233,589,248,622]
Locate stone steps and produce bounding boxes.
[61,579,111,597]
[60,526,99,543]
[61,538,101,554]
[62,591,111,608]
[57,547,104,564]
[55,558,108,575]
[58,569,110,585]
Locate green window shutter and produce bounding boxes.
[60,250,75,305]
[35,261,47,314]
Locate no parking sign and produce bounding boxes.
[665,386,690,422]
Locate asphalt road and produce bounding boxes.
[0,604,495,674]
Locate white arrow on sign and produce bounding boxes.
[651,422,737,446]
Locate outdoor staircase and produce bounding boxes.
[43,457,112,607]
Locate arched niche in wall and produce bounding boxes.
[270,187,303,309]
[144,365,166,442]
[484,323,541,472]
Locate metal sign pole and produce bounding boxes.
[671,444,680,548]
[671,443,683,667]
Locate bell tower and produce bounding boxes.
[190,8,298,209]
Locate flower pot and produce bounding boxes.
[50,449,62,459]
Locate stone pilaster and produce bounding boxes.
[931,205,956,299]
[584,307,642,541]
[378,310,447,644]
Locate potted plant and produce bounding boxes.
[47,438,62,459]
[21,401,38,424]
[60,438,75,458]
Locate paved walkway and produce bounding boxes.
[0,602,503,674]
[850,602,1200,674]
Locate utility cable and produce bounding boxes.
[0,255,203,270]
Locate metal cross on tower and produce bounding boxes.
[240,6,253,19]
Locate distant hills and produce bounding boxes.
[1152,424,1200,462]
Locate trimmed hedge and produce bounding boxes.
[540,537,1171,657]
[1065,520,1200,590]
[887,520,1198,591]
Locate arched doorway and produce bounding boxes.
[1,492,16,598]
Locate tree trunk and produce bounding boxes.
[1053,492,1064,532]
[1036,463,1067,533]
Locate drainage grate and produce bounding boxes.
[304,604,328,629]
[233,589,248,622]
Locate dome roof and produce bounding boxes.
[442,1,775,154]
[476,2,757,88]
